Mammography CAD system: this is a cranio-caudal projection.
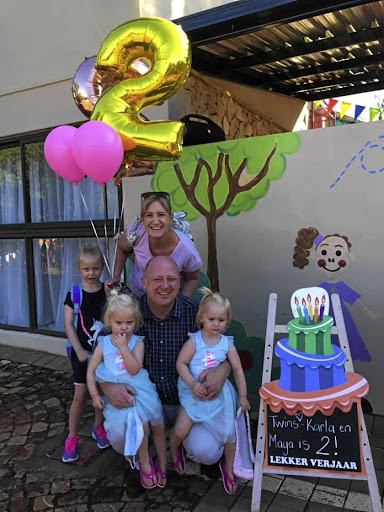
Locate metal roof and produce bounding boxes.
[176,0,384,102]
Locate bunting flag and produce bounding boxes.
[313,98,380,122]
[325,98,338,116]
[339,102,351,120]
[369,107,380,122]
[354,104,365,122]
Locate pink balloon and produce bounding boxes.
[44,126,84,184]
[71,121,124,185]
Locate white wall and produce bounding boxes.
[0,0,237,140]
[0,0,174,139]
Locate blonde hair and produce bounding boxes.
[196,286,231,328]
[140,194,172,217]
[104,290,143,329]
[77,244,105,267]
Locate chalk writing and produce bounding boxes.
[265,404,362,473]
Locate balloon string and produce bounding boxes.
[79,190,111,275]
[110,194,126,280]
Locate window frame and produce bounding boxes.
[0,128,122,337]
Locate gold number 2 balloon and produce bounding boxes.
[91,17,191,162]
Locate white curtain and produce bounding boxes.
[0,148,28,327]
[33,237,113,331]
[27,142,117,332]
[0,142,118,332]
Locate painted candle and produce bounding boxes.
[302,298,310,325]
[319,295,326,322]
[294,296,304,323]
[314,296,319,324]
[307,294,313,321]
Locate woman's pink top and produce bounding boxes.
[127,224,202,297]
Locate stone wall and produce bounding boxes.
[181,71,286,139]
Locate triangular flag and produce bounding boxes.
[325,98,338,116]
[340,102,351,120]
[354,105,365,122]
[369,107,380,122]
[314,100,322,110]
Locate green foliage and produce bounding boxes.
[227,319,265,394]
[191,271,211,303]
[152,132,300,219]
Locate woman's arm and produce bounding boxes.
[181,269,200,297]
[227,346,250,412]
[177,338,207,398]
[64,305,89,363]
[105,235,133,293]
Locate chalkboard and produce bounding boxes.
[264,403,363,474]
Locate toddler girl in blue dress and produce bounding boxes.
[87,290,166,489]
[170,287,250,495]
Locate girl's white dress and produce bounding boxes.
[178,331,238,443]
[95,334,163,456]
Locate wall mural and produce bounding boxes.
[153,133,300,291]
[131,121,384,411]
[293,228,377,362]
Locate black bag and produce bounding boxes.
[180,114,226,146]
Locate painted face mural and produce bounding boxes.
[313,236,355,283]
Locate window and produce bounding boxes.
[0,132,120,337]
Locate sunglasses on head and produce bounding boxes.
[141,191,170,203]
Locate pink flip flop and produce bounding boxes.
[153,458,167,488]
[139,459,158,489]
[219,460,237,495]
[171,445,186,476]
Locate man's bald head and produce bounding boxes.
[143,256,179,278]
[142,256,181,318]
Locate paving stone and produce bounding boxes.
[262,475,284,493]
[314,481,349,496]
[33,494,55,510]
[193,502,227,512]
[8,435,28,446]
[197,480,238,508]
[121,503,146,512]
[279,476,315,499]
[306,501,348,512]
[344,491,374,511]
[31,422,49,433]
[10,498,30,512]
[13,423,31,436]
[230,496,253,511]
[92,504,125,512]
[310,489,346,507]
[270,493,308,511]
[32,355,56,367]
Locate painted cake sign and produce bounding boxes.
[260,286,369,475]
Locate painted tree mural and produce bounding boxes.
[152,133,300,290]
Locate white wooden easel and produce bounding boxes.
[251,293,382,512]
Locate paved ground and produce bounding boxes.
[0,343,383,512]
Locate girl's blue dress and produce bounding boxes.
[95,334,163,456]
[178,331,238,444]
